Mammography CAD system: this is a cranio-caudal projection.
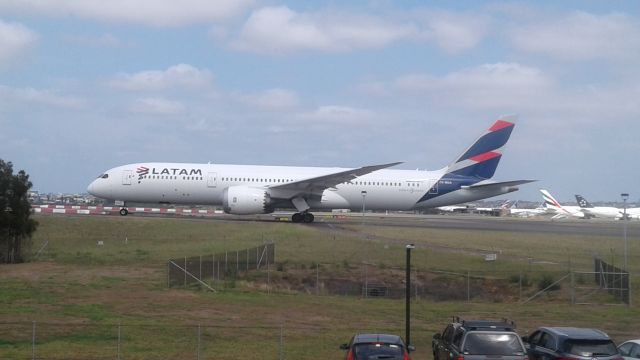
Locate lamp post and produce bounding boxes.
[361,190,367,223]
[405,244,415,348]
[622,193,629,270]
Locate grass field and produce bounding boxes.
[0,214,639,359]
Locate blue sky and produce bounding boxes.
[1,1,639,203]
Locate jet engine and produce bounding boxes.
[222,186,273,215]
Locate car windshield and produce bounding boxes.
[464,333,525,356]
[564,340,618,357]
[354,343,404,360]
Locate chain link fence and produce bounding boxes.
[172,255,631,306]
[167,243,275,289]
[0,321,422,360]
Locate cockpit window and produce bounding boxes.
[97,174,109,179]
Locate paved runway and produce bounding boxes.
[326,214,640,238]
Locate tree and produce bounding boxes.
[0,159,38,263]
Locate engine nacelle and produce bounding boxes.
[222,186,273,215]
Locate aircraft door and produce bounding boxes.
[429,179,438,194]
[122,170,133,185]
[207,172,217,188]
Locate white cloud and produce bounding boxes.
[130,97,185,115]
[235,88,299,110]
[299,105,375,125]
[394,63,553,109]
[233,6,419,54]
[0,85,85,109]
[417,11,489,54]
[510,11,640,61]
[0,0,253,27]
[0,20,37,65]
[110,64,214,92]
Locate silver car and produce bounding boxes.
[618,340,640,360]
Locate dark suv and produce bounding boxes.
[432,318,527,360]
[340,333,414,360]
[523,327,622,360]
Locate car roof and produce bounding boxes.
[353,334,404,345]
[541,327,611,340]
[460,320,516,331]
[619,340,640,347]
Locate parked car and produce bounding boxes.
[340,333,415,360]
[523,327,622,360]
[618,340,640,360]
[432,317,526,360]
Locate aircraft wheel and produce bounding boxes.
[119,208,129,216]
[303,213,314,223]
[291,213,303,223]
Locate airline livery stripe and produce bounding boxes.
[469,151,501,163]
[489,120,514,132]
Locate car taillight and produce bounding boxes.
[403,351,411,360]
[457,356,464,360]
[346,349,354,360]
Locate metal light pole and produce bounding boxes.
[361,190,367,223]
[405,244,415,348]
[622,193,629,270]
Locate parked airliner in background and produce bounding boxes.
[575,195,623,219]
[508,201,546,217]
[540,189,585,219]
[87,115,533,223]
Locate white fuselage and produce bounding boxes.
[88,162,515,212]
[580,206,623,219]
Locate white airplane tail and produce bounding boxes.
[540,189,576,219]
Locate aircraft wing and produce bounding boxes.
[268,162,402,198]
[461,180,536,190]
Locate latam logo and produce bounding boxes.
[136,166,203,181]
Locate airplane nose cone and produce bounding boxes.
[87,180,97,195]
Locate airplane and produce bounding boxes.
[574,195,623,219]
[540,189,586,219]
[87,115,534,223]
[507,200,546,217]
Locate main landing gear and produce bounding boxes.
[291,212,314,223]
[119,208,129,216]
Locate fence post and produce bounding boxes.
[467,271,470,302]
[570,271,575,304]
[32,321,36,360]
[279,323,284,360]
[196,324,201,360]
[117,323,121,360]
[519,272,522,302]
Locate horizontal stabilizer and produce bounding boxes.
[462,180,536,190]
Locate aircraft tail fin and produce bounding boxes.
[575,194,593,208]
[445,115,517,179]
[540,189,568,212]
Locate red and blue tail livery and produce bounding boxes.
[417,115,532,207]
